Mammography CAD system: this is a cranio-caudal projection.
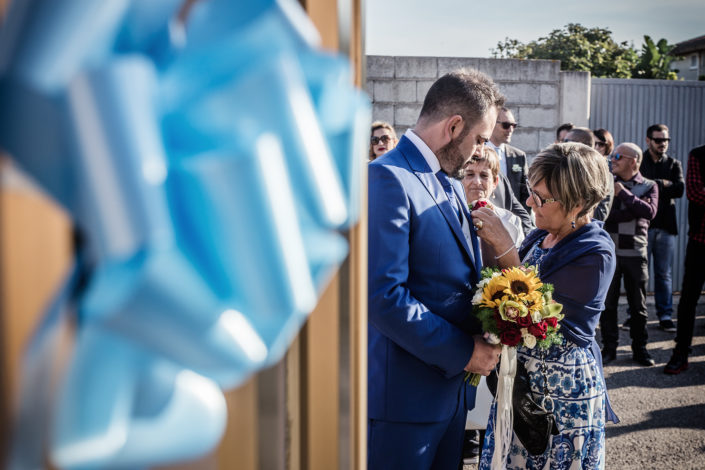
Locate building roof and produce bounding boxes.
[671,34,705,56]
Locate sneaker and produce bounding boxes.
[632,349,655,367]
[620,318,631,331]
[461,430,480,464]
[659,319,677,332]
[664,352,689,375]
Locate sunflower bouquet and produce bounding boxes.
[467,265,564,386]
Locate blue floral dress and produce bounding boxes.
[479,239,607,470]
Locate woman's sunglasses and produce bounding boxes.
[371,135,392,145]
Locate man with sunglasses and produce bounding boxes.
[601,143,659,367]
[638,124,684,333]
[486,107,530,213]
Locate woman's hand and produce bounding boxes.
[471,207,512,248]
[471,207,521,268]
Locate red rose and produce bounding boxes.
[516,314,532,328]
[500,327,522,347]
[528,321,548,339]
[545,317,558,328]
[472,200,488,210]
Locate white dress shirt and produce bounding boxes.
[404,130,474,252]
[486,141,508,176]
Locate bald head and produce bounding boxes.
[614,142,643,165]
[611,142,643,180]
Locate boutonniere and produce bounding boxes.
[512,164,522,173]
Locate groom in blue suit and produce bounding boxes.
[368,70,505,469]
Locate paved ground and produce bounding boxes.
[465,294,705,469]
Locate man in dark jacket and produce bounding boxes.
[639,124,684,332]
[601,142,659,367]
[664,144,705,374]
[486,107,531,213]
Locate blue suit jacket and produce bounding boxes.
[368,135,483,423]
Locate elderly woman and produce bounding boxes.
[462,147,524,264]
[472,143,618,469]
[369,121,397,161]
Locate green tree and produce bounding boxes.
[632,35,678,80]
[492,23,638,78]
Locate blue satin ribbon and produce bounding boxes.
[0,0,370,467]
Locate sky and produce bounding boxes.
[365,0,705,58]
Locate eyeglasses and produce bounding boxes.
[526,184,560,207]
[497,121,518,130]
[371,135,392,145]
[611,153,637,161]
[595,141,607,147]
[649,137,670,144]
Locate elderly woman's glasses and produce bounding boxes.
[371,135,392,145]
[527,184,560,207]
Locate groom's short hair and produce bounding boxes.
[418,69,505,138]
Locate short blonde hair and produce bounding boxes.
[466,146,500,179]
[369,121,397,159]
[528,143,611,219]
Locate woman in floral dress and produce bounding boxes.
[471,143,619,469]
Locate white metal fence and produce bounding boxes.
[589,78,705,292]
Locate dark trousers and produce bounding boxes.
[601,255,649,351]
[675,239,705,356]
[367,401,467,470]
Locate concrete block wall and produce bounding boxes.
[366,56,590,157]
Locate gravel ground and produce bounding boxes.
[465,294,705,470]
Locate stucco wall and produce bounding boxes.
[366,56,590,156]
[670,51,705,81]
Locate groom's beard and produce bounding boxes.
[436,138,466,180]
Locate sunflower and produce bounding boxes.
[522,290,545,311]
[500,267,543,299]
[481,274,508,308]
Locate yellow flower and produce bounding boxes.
[522,290,545,311]
[481,274,508,308]
[500,267,543,298]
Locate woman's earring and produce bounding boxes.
[571,220,576,229]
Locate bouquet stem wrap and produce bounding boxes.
[491,345,517,470]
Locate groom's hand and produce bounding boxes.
[464,335,501,376]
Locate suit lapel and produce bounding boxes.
[504,149,522,195]
[457,183,482,273]
[397,137,477,268]
[416,171,476,267]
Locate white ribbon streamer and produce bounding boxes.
[491,345,517,470]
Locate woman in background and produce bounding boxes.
[593,128,614,158]
[463,146,524,263]
[591,128,615,221]
[369,121,397,161]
